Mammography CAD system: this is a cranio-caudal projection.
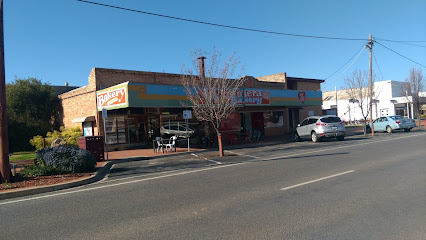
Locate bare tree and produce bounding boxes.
[401,67,425,128]
[344,69,375,135]
[181,48,245,157]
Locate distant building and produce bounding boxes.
[322,80,424,123]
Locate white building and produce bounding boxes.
[322,80,416,123]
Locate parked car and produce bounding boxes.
[160,123,195,138]
[367,115,416,133]
[295,115,345,142]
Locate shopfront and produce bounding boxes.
[95,81,322,149]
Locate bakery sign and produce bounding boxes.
[236,90,271,105]
[97,86,127,110]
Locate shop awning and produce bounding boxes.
[72,116,96,123]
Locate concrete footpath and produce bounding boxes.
[0,127,368,200]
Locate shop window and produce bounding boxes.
[105,116,128,145]
[264,111,284,128]
[220,112,240,131]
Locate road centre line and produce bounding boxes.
[280,170,355,191]
[1,132,424,205]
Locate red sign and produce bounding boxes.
[298,91,306,103]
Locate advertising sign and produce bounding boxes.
[183,110,192,119]
[236,90,271,105]
[298,91,306,103]
[97,86,127,110]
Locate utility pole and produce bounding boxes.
[0,0,12,183]
[367,34,374,136]
[335,86,338,116]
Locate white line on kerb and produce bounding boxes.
[280,170,355,191]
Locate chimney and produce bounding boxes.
[65,82,69,86]
[197,56,206,78]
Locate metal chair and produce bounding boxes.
[155,137,164,153]
[165,136,177,152]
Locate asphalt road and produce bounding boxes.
[1,131,426,239]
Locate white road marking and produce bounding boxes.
[206,159,222,165]
[97,164,115,182]
[0,162,246,205]
[226,150,260,159]
[280,170,355,191]
[1,132,424,205]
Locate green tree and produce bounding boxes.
[6,78,59,152]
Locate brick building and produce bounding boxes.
[59,68,324,149]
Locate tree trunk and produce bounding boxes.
[363,121,367,136]
[217,132,223,157]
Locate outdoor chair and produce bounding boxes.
[165,136,177,152]
[155,137,164,153]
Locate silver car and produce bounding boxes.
[295,115,345,142]
[160,123,195,138]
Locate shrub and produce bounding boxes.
[19,164,70,176]
[37,145,96,173]
[30,127,82,151]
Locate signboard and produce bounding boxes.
[236,90,271,105]
[183,110,192,119]
[97,86,127,110]
[102,108,107,119]
[298,91,306,104]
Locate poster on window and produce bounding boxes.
[83,122,93,136]
[264,111,284,128]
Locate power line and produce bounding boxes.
[324,44,367,80]
[375,38,426,48]
[76,0,367,41]
[375,38,426,43]
[373,52,384,80]
[375,41,426,68]
[322,44,366,90]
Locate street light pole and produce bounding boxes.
[0,0,12,183]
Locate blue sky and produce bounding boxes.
[4,0,426,92]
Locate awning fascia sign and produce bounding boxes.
[99,82,323,109]
[96,82,129,111]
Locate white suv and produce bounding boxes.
[295,115,345,142]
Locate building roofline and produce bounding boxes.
[287,76,325,83]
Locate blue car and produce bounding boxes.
[367,115,416,133]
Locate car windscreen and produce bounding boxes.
[320,117,341,123]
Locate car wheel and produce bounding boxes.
[336,135,344,141]
[386,126,393,133]
[404,128,411,132]
[311,132,319,143]
[294,132,302,142]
